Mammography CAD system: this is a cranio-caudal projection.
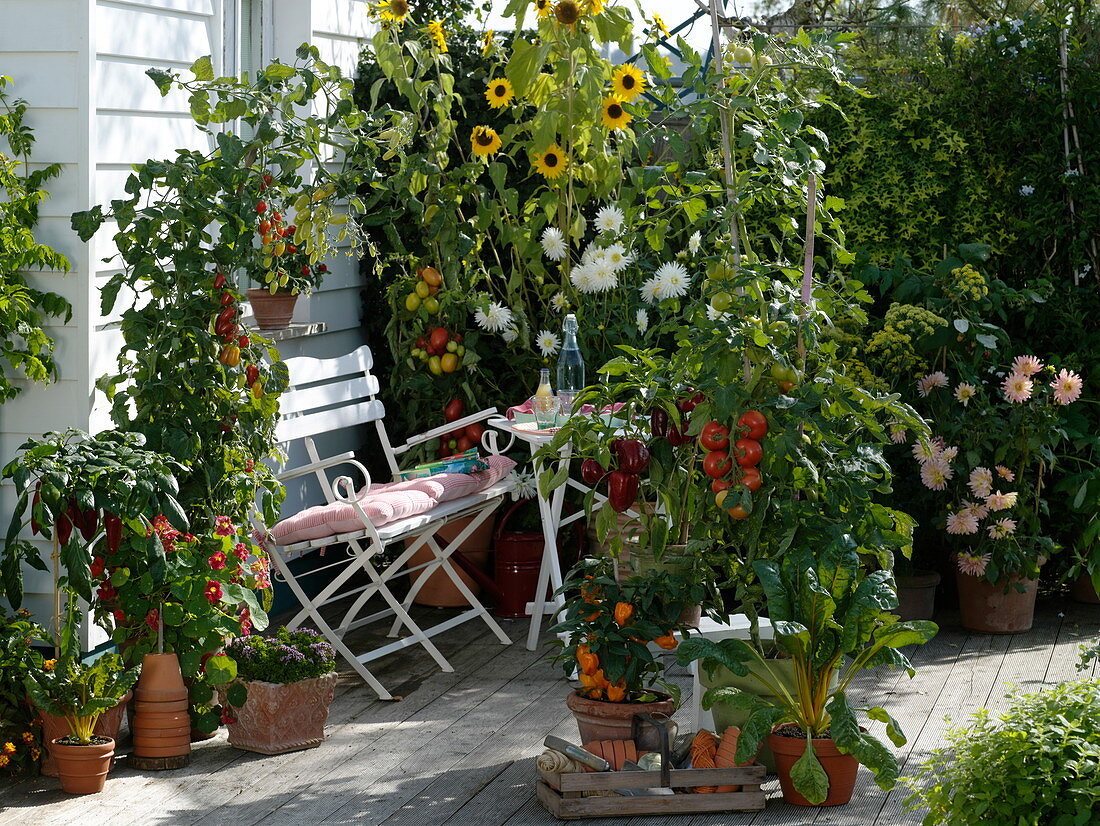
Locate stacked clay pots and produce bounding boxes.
[132,653,191,760]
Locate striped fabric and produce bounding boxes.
[271,455,516,546]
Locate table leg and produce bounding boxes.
[525,446,571,651]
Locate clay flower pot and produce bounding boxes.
[956,566,1038,634]
[135,653,189,702]
[49,736,115,795]
[565,690,676,744]
[1071,574,1100,604]
[36,691,130,778]
[221,672,338,755]
[895,569,941,621]
[132,653,191,760]
[247,288,298,330]
[769,729,858,807]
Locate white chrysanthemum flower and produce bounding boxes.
[551,292,568,313]
[640,276,662,304]
[535,330,560,357]
[581,243,600,265]
[636,309,648,333]
[474,300,514,333]
[605,243,630,272]
[571,262,600,294]
[654,261,690,300]
[688,231,702,254]
[593,205,624,234]
[540,226,567,261]
[588,259,618,292]
[502,326,519,343]
[510,469,537,500]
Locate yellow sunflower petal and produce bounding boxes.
[470,126,502,157]
[601,96,632,130]
[533,142,569,180]
[485,78,515,108]
[611,64,646,102]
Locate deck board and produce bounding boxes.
[2,600,1097,826]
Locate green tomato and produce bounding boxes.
[709,291,733,312]
[733,46,754,64]
[423,296,440,314]
[404,292,421,312]
[770,363,797,383]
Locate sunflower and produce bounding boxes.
[533,143,569,179]
[534,0,552,18]
[482,30,495,56]
[470,126,502,157]
[378,0,409,24]
[601,96,631,130]
[427,20,447,52]
[554,0,583,27]
[611,64,646,101]
[586,0,604,14]
[652,14,670,38]
[485,78,515,108]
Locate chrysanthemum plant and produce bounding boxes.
[909,354,1083,583]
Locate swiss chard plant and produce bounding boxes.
[677,541,938,805]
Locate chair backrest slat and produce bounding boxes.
[277,345,387,443]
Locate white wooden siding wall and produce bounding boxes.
[0,0,95,621]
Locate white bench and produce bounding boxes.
[253,345,513,700]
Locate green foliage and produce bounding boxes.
[0,607,47,775]
[1,429,187,607]
[0,74,71,403]
[905,679,1100,824]
[679,543,937,804]
[550,557,700,702]
[23,594,138,744]
[223,627,336,687]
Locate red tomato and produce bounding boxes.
[734,438,763,467]
[456,436,476,453]
[727,504,749,520]
[255,200,267,214]
[738,410,769,440]
[429,328,450,353]
[464,422,485,442]
[703,450,732,479]
[778,380,795,394]
[711,479,731,494]
[700,421,731,452]
[444,398,465,422]
[737,466,762,492]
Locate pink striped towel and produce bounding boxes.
[271,455,515,546]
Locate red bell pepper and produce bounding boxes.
[56,501,78,546]
[104,513,123,553]
[614,439,650,474]
[666,418,691,446]
[79,508,99,542]
[580,459,606,486]
[607,471,639,513]
[650,408,669,439]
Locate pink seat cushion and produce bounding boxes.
[270,455,516,546]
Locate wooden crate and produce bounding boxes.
[536,765,766,820]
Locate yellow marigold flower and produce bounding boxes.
[0,755,8,768]
[611,64,645,102]
[533,143,569,180]
[554,0,583,27]
[485,78,514,108]
[43,659,56,671]
[601,96,632,130]
[2,743,15,755]
[483,30,495,56]
[535,0,552,18]
[653,14,669,37]
[470,126,502,157]
[427,20,447,52]
[20,732,34,744]
[378,0,409,24]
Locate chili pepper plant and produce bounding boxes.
[550,557,703,703]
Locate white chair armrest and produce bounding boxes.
[398,407,499,450]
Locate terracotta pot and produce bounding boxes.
[627,544,703,628]
[895,569,941,621]
[956,566,1038,634]
[406,513,497,607]
[1071,574,1100,604]
[564,690,676,744]
[221,672,337,755]
[246,288,298,330]
[769,730,858,806]
[36,691,131,778]
[49,736,115,795]
[135,653,189,702]
[132,653,191,760]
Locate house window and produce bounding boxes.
[224,0,270,81]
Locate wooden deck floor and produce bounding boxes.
[3,598,1098,826]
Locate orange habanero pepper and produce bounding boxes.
[613,602,634,626]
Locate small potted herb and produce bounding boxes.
[678,542,937,807]
[220,627,337,754]
[23,595,138,794]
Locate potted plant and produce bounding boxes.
[1,608,47,778]
[551,557,704,743]
[219,627,338,754]
[678,542,938,807]
[908,356,1082,632]
[23,595,138,794]
[904,679,1100,823]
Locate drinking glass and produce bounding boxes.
[533,393,560,429]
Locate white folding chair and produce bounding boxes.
[253,345,512,700]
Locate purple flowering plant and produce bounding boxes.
[224,626,335,686]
